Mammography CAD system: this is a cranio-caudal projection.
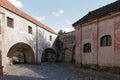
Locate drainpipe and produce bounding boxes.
[36,25,38,64]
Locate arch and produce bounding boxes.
[7,42,35,64]
[100,35,112,47]
[41,48,56,62]
[83,43,91,53]
[64,48,73,62]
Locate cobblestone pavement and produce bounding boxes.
[2,62,120,80]
[56,63,120,80]
[3,63,80,80]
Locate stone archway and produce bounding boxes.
[42,48,56,62]
[7,42,35,64]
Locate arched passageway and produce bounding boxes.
[7,42,35,64]
[42,48,56,62]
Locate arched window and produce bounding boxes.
[100,35,112,47]
[83,43,91,53]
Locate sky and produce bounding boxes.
[7,0,116,33]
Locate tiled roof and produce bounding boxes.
[0,0,57,34]
[73,0,120,26]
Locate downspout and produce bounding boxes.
[36,25,38,64]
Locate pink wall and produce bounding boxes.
[114,15,120,67]
[98,18,114,66]
[74,14,120,67]
[81,23,98,65]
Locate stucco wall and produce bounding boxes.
[98,18,114,67]
[113,15,120,67]
[74,13,120,67]
[81,23,98,65]
[37,27,57,63]
[75,29,81,66]
[1,7,37,65]
[0,6,57,67]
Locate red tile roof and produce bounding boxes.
[0,0,57,34]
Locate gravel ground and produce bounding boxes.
[2,62,120,80]
[2,63,80,80]
[56,63,120,80]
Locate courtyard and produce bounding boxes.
[2,63,120,80]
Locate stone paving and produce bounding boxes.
[1,62,120,80]
[56,63,120,80]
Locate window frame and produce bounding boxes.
[83,43,91,53]
[7,17,14,28]
[100,35,112,47]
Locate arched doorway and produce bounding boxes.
[64,48,72,62]
[42,48,56,62]
[7,42,35,64]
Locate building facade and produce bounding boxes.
[58,31,75,62]
[73,1,120,69]
[0,0,57,73]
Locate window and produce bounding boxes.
[83,43,91,53]
[7,17,14,28]
[49,35,52,41]
[100,35,112,47]
[28,26,32,34]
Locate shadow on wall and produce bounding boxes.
[7,30,58,64]
[26,31,51,53]
[41,48,56,62]
[25,31,58,63]
[51,36,59,61]
[7,31,51,64]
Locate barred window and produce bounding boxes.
[7,17,14,28]
[83,43,91,53]
[100,35,112,47]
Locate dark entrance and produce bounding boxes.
[7,42,35,64]
[42,48,56,62]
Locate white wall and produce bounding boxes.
[0,6,57,66]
